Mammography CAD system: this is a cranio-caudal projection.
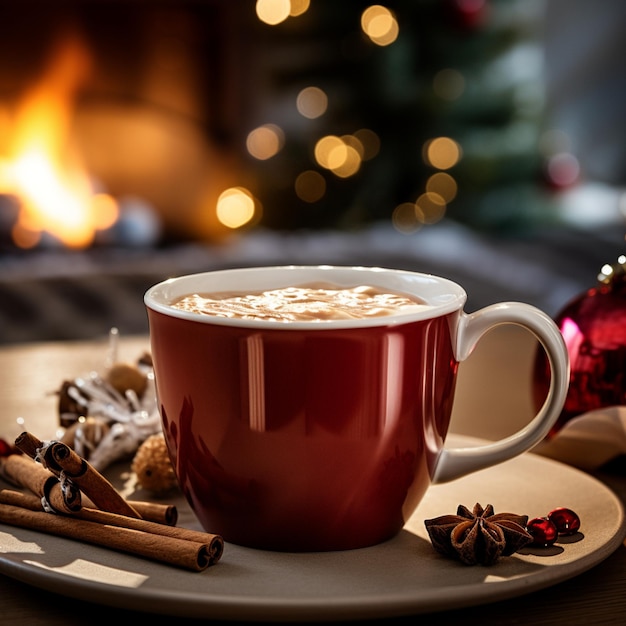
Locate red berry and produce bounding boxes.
[548,507,581,535]
[0,438,13,457]
[526,517,558,547]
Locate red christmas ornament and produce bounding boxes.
[444,0,489,31]
[543,152,580,190]
[548,507,581,536]
[526,517,558,547]
[533,256,626,438]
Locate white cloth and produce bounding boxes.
[534,405,626,470]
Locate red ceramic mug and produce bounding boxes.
[144,265,569,552]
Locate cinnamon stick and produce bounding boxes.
[15,432,140,519]
[0,454,81,514]
[130,500,177,526]
[85,497,178,526]
[15,431,180,525]
[0,490,208,546]
[12,431,40,458]
[0,501,222,571]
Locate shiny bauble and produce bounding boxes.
[533,256,626,438]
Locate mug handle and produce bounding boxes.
[432,302,570,484]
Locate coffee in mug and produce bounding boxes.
[171,284,429,321]
[144,265,569,552]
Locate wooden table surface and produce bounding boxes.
[1,333,625,626]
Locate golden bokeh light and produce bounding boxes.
[341,134,364,158]
[361,5,399,46]
[289,0,311,18]
[91,193,119,230]
[426,172,457,202]
[314,135,344,169]
[331,145,361,178]
[216,187,258,229]
[296,86,328,119]
[353,128,380,160]
[295,170,326,203]
[392,202,423,234]
[424,137,461,170]
[246,124,285,160]
[433,68,465,101]
[314,135,362,178]
[415,192,446,223]
[256,0,291,25]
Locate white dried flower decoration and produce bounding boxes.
[58,328,161,472]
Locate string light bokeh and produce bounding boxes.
[219,0,563,237]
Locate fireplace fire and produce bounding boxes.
[0,1,255,249]
[0,26,119,249]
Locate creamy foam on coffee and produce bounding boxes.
[171,283,428,322]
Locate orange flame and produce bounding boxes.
[0,29,119,249]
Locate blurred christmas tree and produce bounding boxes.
[240,0,555,233]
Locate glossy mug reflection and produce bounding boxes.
[144,266,569,552]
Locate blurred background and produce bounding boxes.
[0,0,624,344]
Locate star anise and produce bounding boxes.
[424,503,533,566]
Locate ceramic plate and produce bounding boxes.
[1,435,624,622]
